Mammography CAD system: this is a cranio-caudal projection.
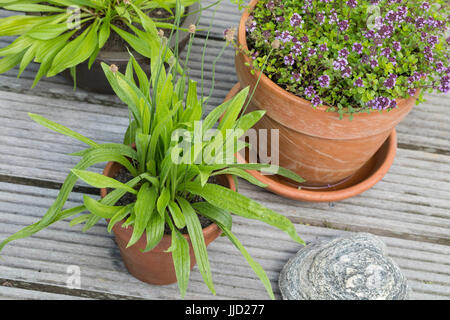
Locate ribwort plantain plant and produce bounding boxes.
[0,0,202,87]
[0,1,305,299]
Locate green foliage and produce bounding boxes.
[245,0,449,117]
[0,16,305,299]
[0,0,197,87]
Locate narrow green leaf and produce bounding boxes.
[18,43,37,77]
[218,86,249,134]
[111,25,152,58]
[3,3,66,12]
[69,214,91,227]
[202,99,233,134]
[98,18,111,48]
[211,168,268,188]
[168,200,186,229]
[261,166,305,183]
[28,113,98,147]
[26,24,69,40]
[0,35,33,56]
[82,214,102,232]
[192,202,232,231]
[185,182,305,245]
[0,14,62,37]
[0,205,85,252]
[48,20,99,76]
[128,183,158,247]
[157,187,171,217]
[177,197,215,295]
[166,214,190,299]
[71,169,137,194]
[143,210,165,252]
[83,195,125,219]
[0,51,25,74]
[69,143,137,160]
[107,204,134,233]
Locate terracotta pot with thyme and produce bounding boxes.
[234,0,449,187]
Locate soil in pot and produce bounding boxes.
[61,4,199,93]
[101,161,231,285]
[109,166,214,235]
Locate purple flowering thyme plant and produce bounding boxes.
[245,0,449,117]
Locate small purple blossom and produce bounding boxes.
[408,88,417,96]
[290,13,304,27]
[354,78,364,87]
[435,61,445,73]
[307,48,317,57]
[305,86,316,98]
[428,35,439,48]
[341,66,352,78]
[265,1,274,10]
[392,41,402,52]
[367,96,396,110]
[346,0,357,8]
[319,43,328,52]
[381,47,392,57]
[291,72,301,82]
[338,20,349,31]
[300,35,309,43]
[291,43,303,55]
[316,11,325,25]
[384,74,398,89]
[318,75,330,88]
[276,31,293,44]
[338,48,349,58]
[284,55,295,66]
[333,58,348,71]
[311,96,322,107]
[352,42,363,54]
[370,59,379,68]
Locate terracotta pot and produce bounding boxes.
[57,3,200,94]
[226,83,397,202]
[235,0,417,187]
[100,161,235,285]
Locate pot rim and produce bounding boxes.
[237,0,416,114]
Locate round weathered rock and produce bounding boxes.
[279,233,409,300]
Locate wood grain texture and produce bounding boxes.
[0,2,449,300]
[0,182,448,300]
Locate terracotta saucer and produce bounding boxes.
[225,83,397,202]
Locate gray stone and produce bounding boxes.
[279,233,410,300]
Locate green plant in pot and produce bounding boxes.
[0,0,201,93]
[0,33,305,298]
[234,0,449,190]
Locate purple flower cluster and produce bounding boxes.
[318,75,330,88]
[290,13,304,27]
[248,0,450,115]
[367,96,397,110]
[384,74,398,89]
[354,78,364,87]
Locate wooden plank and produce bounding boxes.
[0,285,87,300]
[0,182,448,300]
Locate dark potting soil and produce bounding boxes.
[109,167,214,235]
[68,8,186,52]
[103,9,186,52]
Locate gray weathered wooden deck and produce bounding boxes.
[0,1,449,300]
